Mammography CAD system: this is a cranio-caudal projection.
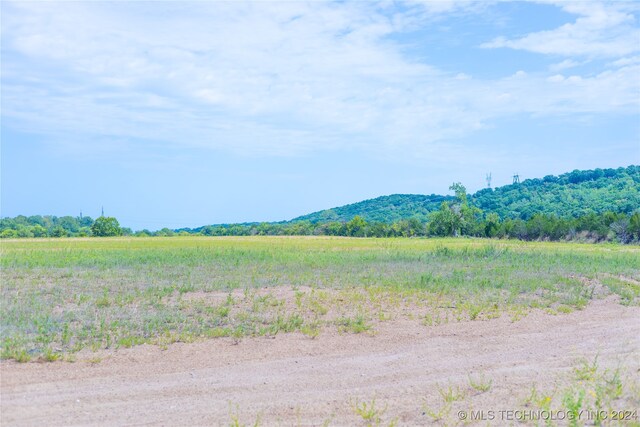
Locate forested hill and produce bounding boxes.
[293,194,454,224]
[470,166,640,219]
[294,165,640,223]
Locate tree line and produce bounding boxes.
[3,183,638,243]
[190,183,639,243]
[0,215,129,238]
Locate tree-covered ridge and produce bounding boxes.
[293,194,452,224]
[472,165,640,220]
[295,165,639,223]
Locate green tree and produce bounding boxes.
[346,215,367,237]
[156,227,175,237]
[450,183,483,236]
[58,216,80,233]
[0,229,17,238]
[428,183,481,237]
[31,224,48,237]
[449,182,468,205]
[91,216,122,237]
[428,202,459,237]
[484,213,500,238]
[50,226,68,238]
[16,225,34,238]
[325,221,345,236]
[628,211,640,242]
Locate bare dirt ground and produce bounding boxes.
[2,296,639,426]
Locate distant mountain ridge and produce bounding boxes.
[293,165,640,223]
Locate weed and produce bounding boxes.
[337,314,372,334]
[95,294,110,308]
[300,319,321,339]
[423,401,451,422]
[468,374,492,393]
[574,356,599,381]
[352,397,395,426]
[117,336,145,348]
[228,405,261,427]
[437,383,466,403]
[217,305,231,318]
[562,388,585,427]
[41,348,61,362]
[13,349,31,363]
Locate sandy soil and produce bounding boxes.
[2,296,639,426]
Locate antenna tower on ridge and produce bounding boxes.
[512,174,520,185]
[486,173,492,189]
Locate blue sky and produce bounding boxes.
[2,1,639,230]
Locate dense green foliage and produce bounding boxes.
[294,194,451,223]
[1,165,638,243]
[297,165,639,222]
[183,167,640,243]
[0,215,95,238]
[0,215,130,238]
[471,165,640,219]
[91,216,123,237]
[183,194,640,243]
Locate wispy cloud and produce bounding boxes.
[549,59,584,72]
[1,1,638,162]
[481,2,640,58]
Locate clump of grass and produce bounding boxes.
[300,319,321,339]
[351,397,396,427]
[437,383,466,403]
[336,314,372,334]
[468,374,492,393]
[573,356,599,381]
[12,349,31,363]
[41,347,61,362]
[117,336,145,348]
[269,314,304,335]
[423,402,451,423]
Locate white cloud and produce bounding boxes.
[481,2,640,58]
[1,1,638,161]
[549,59,583,72]
[610,56,640,67]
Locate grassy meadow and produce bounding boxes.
[1,236,639,361]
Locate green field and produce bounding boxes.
[1,236,639,361]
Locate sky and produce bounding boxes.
[2,1,639,230]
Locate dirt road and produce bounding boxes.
[2,297,639,426]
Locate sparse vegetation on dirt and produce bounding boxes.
[1,236,638,361]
